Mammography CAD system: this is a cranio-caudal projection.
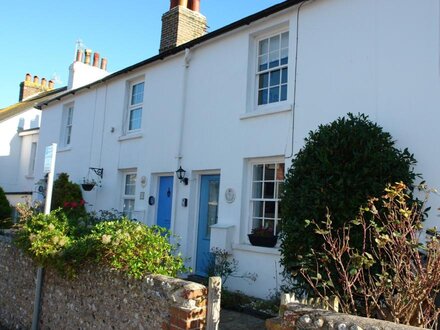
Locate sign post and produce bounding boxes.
[32,143,57,330]
[43,143,57,215]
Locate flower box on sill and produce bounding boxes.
[248,234,278,248]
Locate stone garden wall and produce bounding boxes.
[266,303,423,330]
[0,236,207,330]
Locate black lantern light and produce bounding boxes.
[176,166,189,185]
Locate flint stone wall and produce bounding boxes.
[0,236,207,330]
[266,303,423,330]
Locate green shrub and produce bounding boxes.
[91,219,187,278]
[14,207,188,279]
[0,186,12,226]
[14,210,72,265]
[280,113,418,293]
[51,173,86,218]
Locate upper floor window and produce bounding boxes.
[61,104,74,147]
[249,161,285,236]
[128,82,144,132]
[257,31,289,106]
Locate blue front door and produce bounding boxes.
[157,176,173,230]
[196,175,220,276]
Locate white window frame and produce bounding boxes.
[60,104,74,147]
[122,171,137,219]
[246,24,291,114]
[256,30,289,107]
[247,158,285,236]
[126,80,145,133]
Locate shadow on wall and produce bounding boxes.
[0,132,22,191]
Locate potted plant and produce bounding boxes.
[248,226,278,248]
[81,178,96,191]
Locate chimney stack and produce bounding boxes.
[19,73,55,102]
[160,0,207,53]
[68,47,110,90]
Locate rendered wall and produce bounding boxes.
[33,0,440,298]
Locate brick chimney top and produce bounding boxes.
[160,0,207,53]
[19,73,55,102]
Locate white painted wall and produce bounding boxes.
[35,0,440,298]
[0,108,40,202]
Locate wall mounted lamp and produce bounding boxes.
[176,166,189,185]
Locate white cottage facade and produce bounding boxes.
[0,75,66,213]
[34,0,440,298]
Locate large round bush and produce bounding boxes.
[280,113,418,291]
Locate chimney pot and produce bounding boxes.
[84,49,92,65]
[93,52,100,67]
[41,78,47,87]
[178,0,188,7]
[25,73,32,82]
[33,76,39,84]
[76,49,83,62]
[48,80,54,89]
[170,0,179,9]
[100,58,108,71]
[188,0,200,12]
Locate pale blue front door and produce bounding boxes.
[196,175,220,276]
[157,176,173,230]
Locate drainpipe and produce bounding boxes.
[172,48,191,233]
[285,0,311,160]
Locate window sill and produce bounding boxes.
[57,146,72,153]
[241,104,292,120]
[233,243,280,256]
[118,132,143,142]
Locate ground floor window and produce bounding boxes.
[122,172,137,219]
[249,160,284,235]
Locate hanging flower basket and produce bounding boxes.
[81,179,96,191]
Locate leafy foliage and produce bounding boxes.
[280,113,418,293]
[91,219,187,278]
[300,183,440,328]
[207,248,257,286]
[14,206,188,279]
[0,186,12,227]
[51,173,86,219]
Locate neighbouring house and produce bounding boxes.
[31,0,440,298]
[0,74,66,218]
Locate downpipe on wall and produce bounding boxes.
[285,0,313,160]
[172,48,192,234]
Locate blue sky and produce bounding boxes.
[0,0,284,109]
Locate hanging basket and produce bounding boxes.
[81,182,96,191]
